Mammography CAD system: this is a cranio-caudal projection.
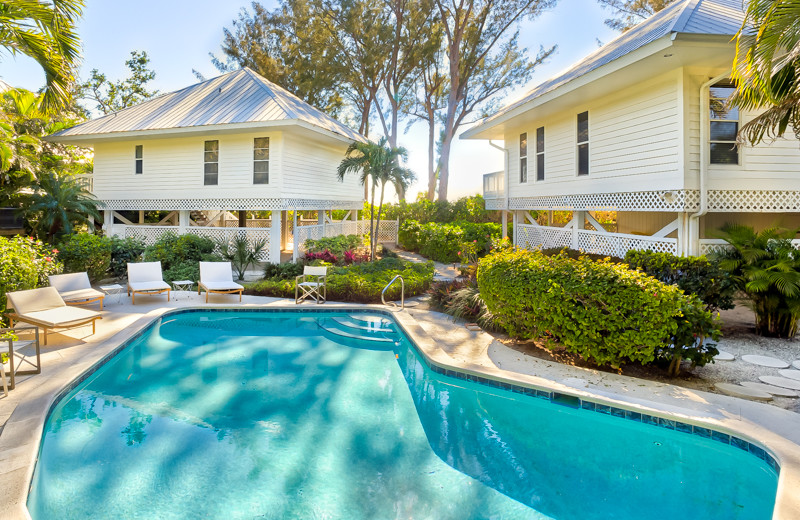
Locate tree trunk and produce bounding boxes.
[437,131,454,201]
[668,353,682,377]
[369,182,377,261]
[375,181,387,257]
[427,110,436,201]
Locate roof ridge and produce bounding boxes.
[669,0,703,33]
[242,67,294,119]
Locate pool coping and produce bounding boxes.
[0,303,798,520]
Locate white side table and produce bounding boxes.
[99,284,124,305]
[171,280,194,300]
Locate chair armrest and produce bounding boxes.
[295,274,305,283]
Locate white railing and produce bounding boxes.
[292,219,398,258]
[223,219,271,228]
[516,224,677,257]
[123,225,272,261]
[483,171,504,200]
[699,238,800,256]
[124,225,180,244]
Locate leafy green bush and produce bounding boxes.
[367,194,498,224]
[478,249,719,373]
[143,232,220,283]
[57,233,112,281]
[0,236,61,322]
[109,236,145,278]
[399,220,502,263]
[625,250,735,312]
[305,235,363,257]
[263,261,304,281]
[714,225,800,338]
[247,258,433,303]
[540,247,624,263]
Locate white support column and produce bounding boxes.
[138,210,145,224]
[572,211,586,250]
[292,210,299,262]
[501,211,508,239]
[103,209,119,237]
[512,211,520,246]
[178,210,190,235]
[686,213,701,256]
[319,210,326,236]
[270,210,282,264]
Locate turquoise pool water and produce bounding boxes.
[29,310,778,519]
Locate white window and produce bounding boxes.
[577,111,589,176]
[254,137,269,184]
[535,127,545,181]
[709,80,739,165]
[135,145,143,174]
[204,140,219,186]
[519,133,528,183]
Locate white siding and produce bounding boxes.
[505,70,683,198]
[281,132,361,200]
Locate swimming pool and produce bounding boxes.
[28,309,778,519]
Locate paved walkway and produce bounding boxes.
[393,249,460,280]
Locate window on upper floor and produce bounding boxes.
[204,140,219,186]
[577,111,589,176]
[709,80,739,165]
[135,145,143,174]
[254,137,269,184]
[519,132,528,183]
[536,127,545,181]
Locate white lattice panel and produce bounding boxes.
[187,227,272,261]
[706,191,800,212]
[508,190,700,212]
[99,198,363,211]
[124,226,180,244]
[223,219,271,228]
[577,230,677,257]
[516,224,571,250]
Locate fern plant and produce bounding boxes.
[714,224,800,338]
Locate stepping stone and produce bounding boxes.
[741,355,789,368]
[715,383,773,401]
[793,360,800,370]
[714,350,735,361]
[741,381,799,397]
[778,369,800,382]
[759,376,800,391]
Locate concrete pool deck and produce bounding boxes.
[1,292,799,519]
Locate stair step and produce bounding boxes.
[332,316,395,333]
[319,322,395,343]
[347,314,395,327]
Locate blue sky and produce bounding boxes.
[1,0,620,200]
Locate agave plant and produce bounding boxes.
[217,235,267,280]
[714,224,800,338]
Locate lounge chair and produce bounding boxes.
[199,262,243,303]
[127,262,170,304]
[295,266,327,304]
[6,287,101,345]
[48,272,105,309]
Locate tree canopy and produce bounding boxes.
[79,50,159,115]
[596,0,674,31]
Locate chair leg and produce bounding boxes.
[0,362,8,397]
[92,320,96,335]
[239,290,242,302]
[132,292,135,305]
[43,328,48,346]
[166,290,170,302]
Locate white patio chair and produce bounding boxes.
[295,266,327,304]
[198,261,244,303]
[48,272,105,309]
[127,261,170,304]
[6,287,101,345]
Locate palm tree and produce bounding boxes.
[0,0,84,113]
[730,0,800,145]
[337,137,415,260]
[24,171,101,242]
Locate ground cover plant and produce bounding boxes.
[247,257,433,303]
[0,236,61,323]
[478,249,720,375]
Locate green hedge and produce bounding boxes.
[247,257,434,303]
[624,250,736,312]
[398,220,501,263]
[143,232,220,283]
[478,250,719,371]
[0,236,62,322]
[57,234,112,281]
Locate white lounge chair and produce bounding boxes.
[48,272,105,309]
[127,262,170,304]
[199,261,243,303]
[6,287,101,345]
[295,266,327,304]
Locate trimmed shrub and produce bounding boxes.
[57,233,111,281]
[624,250,735,312]
[478,249,719,372]
[143,232,220,283]
[0,236,61,322]
[540,247,624,263]
[109,236,145,278]
[263,261,304,281]
[399,220,502,263]
[247,258,434,303]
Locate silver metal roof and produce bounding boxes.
[466,0,746,133]
[52,68,366,142]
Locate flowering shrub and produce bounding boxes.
[305,249,339,264]
[0,236,62,322]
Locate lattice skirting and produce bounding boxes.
[488,190,800,213]
[516,224,677,257]
[100,198,363,211]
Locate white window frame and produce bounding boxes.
[253,137,269,185]
[576,111,589,176]
[204,140,219,186]
[134,145,143,175]
[535,126,545,182]
[519,132,528,184]
[709,81,740,166]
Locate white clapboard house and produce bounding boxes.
[48,68,394,264]
[463,0,800,257]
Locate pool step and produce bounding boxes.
[331,316,395,333]
[318,321,396,343]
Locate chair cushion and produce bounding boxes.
[128,262,164,284]
[20,306,99,328]
[201,281,244,291]
[7,287,66,314]
[49,272,91,293]
[61,288,104,302]
[298,282,323,287]
[129,281,171,292]
[200,262,234,283]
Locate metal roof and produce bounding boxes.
[52,68,366,142]
[465,0,746,134]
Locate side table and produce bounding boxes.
[100,284,125,305]
[171,280,195,300]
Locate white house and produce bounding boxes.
[47,68,388,264]
[462,0,800,258]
